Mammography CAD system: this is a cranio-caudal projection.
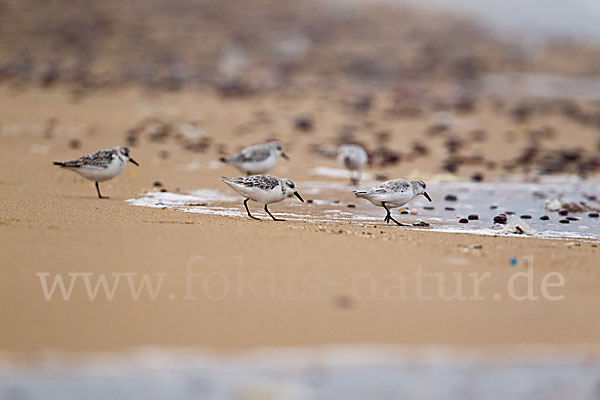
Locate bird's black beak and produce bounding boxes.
[281,153,290,160]
[129,157,139,166]
[423,191,432,202]
[294,191,304,202]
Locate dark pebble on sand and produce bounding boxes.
[520,215,532,219]
[540,215,550,220]
[559,219,570,224]
[333,200,340,204]
[490,205,498,210]
[294,116,313,132]
[559,209,569,216]
[160,188,167,193]
[153,181,163,188]
[445,194,458,202]
[566,216,579,221]
[68,139,81,149]
[505,211,515,215]
[424,206,435,210]
[471,173,484,182]
[468,214,479,220]
[347,204,356,208]
[494,214,508,224]
[401,210,409,215]
[445,207,455,211]
[589,212,599,218]
[459,218,469,223]
[306,199,313,204]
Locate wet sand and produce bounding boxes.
[1,87,600,356]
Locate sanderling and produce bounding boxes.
[53,146,139,198]
[222,175,304,221]
[338,144,368,185]
[353,179,432,226]
[220,141,289,175]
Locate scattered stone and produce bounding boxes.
[559,209,569,216]
[306,199,313,204]
[505,211,515,215]
[347,204,356,208]
[333,200,340,204]
[566,216,579,221]
[160,188,167,193]
[520,215,532,219]
[589,212,599,218]
[333,294,355,310]
[468,214,479,220]
[424,206,435,210]
[68,139,81,149]
[401,210,409,215]
[294,116,313,132]
[490,205,498,210]
[445,207,455,211]
[459,218,469,223]
[559,219,570,224]
[153,181,163,188]
[494,214,508,224]
[471,173,484,182]
[540,215,550,220]
[445,194,458,201]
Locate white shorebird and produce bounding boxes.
[338,144,368,185]
[53,146,139,198]
[353,179,432,226]
[220,141,289,175]
[222,175,304,221]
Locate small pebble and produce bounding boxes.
[589,212,599,218]
[559,209,569,216]
[468,214,479,220]
[559,219,570,224]
[160,188,167,193]
[471,173,484,182]
[459,218,469,223]
[153,181,163,188]
[494,214,508,224]
[68,139,81,149]
[540,215,550,220]
[401,210,409,215]
[520,215,532,219]
[306,199,314,204]
[294,116,313,132]
[333,200,340,204]
[445,207,455,211]
[505,211,515,215]
[347,204,356,208]
[566,216,579,221]
[445,194,458,201]
[490,205,498,210]
[424,206,435,210]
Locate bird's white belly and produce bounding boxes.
[230,184,285,204]
[76,160,125,182]
[365,192,412,208]
[240,155,277,174]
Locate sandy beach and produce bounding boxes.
[1,86,599,357]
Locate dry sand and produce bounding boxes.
[1,87,600,357]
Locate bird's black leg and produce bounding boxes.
[264,204,285,221]
[382,201,407,226]
[95,181,109,199]
[244,198,260,220]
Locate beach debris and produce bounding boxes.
[540,215,550,220]
[471,172,484,182]
[589,212,599,218]
[545,197,599,213]
[468,214,479,220]
[459,218,468,223]
[559,219,570,224]
[445,207,455,211]
[520,215,532,219]
[500,215,536,235]
[444,194,458,201]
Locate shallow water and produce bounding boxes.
[127,174,600,240]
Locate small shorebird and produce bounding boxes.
[338,144,368,185]
[53,146,139,199]
[222,175,304,221]
[220,141,289,175]
[354,179,432,225]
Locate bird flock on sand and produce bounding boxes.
[53,140,432,225]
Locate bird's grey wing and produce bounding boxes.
[243,175,279,190]
[236,147,271,163]
[387,179,410,192]
[59,150,114,168]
